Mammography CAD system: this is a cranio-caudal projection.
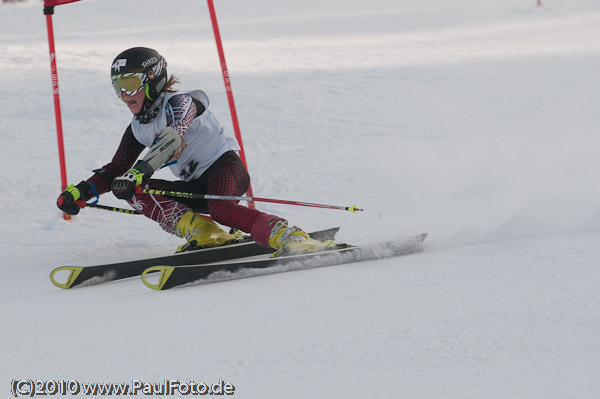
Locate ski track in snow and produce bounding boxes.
[2,0,600,398]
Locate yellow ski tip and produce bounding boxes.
[50,266,84,289]
[347,205,363,214]
[141,266,175,290]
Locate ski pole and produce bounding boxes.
[137,187,364,213]
[75,200,141,215]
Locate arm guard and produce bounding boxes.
[136,126,183,178]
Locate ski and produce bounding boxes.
[141,233,427,290]
[50,227,340,289]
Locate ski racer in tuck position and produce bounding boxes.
[56,47,331,255]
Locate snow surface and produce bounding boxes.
[2,0,600,397]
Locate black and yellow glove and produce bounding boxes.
[56,181,96,215]
[111,160,153,200]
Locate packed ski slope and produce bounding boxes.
[2,0,600,397]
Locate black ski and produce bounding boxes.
[141,233,427,290]
[50,227,340,289]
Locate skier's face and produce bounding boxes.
[121,90,146,114]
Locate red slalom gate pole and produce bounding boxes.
[44,5,70,221]
[207,0,256,209]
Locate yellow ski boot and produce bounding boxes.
[268,220,335,257]
[175,211,236,252]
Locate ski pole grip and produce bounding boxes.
[75,200,87,208]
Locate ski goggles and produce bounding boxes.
[111,72,149,97]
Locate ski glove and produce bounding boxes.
[111,160,154,200]
[57,181,96,215]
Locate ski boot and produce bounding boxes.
[268,220,335,257]
[175,210,236,252]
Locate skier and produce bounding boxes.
[56,47,332,255]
